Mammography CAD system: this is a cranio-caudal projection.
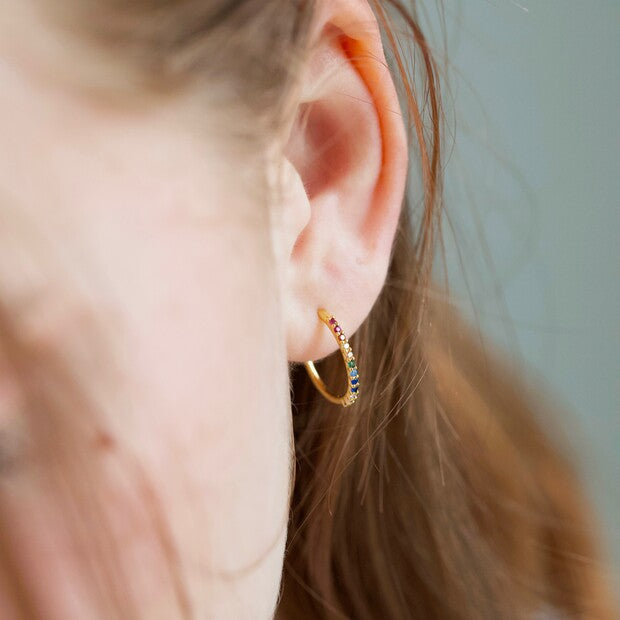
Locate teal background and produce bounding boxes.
[425,0,619,581]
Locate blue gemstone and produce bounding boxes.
[351,378,359,386]
[352,387,359,393]
[350,369,358,378]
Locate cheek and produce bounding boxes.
[86,192,293,612]
[0,23,291,617]
[0,41,293,611]
[2,130,292,615]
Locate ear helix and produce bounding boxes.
[304,308,360,407]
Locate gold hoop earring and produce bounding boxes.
[304,308,360,407]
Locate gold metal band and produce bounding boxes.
[304,308,360,407]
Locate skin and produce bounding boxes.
[0,1,406,617]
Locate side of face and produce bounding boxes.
[0,4,293,617]
[0,1,407,617]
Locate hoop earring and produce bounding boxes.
[304,308,360,407]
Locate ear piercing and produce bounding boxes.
[304,309,360,407]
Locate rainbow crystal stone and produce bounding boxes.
[307,309,361,407]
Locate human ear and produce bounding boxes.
[278,0,408,362]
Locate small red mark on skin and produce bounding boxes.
[93,431,116,452]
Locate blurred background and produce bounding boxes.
[425,0,619,581]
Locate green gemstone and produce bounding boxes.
[348,360,356,368]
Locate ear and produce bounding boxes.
[278,0,408,362]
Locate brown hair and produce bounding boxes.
[0,1,616,618]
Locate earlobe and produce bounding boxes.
[280,0,407,363]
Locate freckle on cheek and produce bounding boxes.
[92,430,116,453]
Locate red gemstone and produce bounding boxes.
[329,318,337,325]
[334,326,342,333]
